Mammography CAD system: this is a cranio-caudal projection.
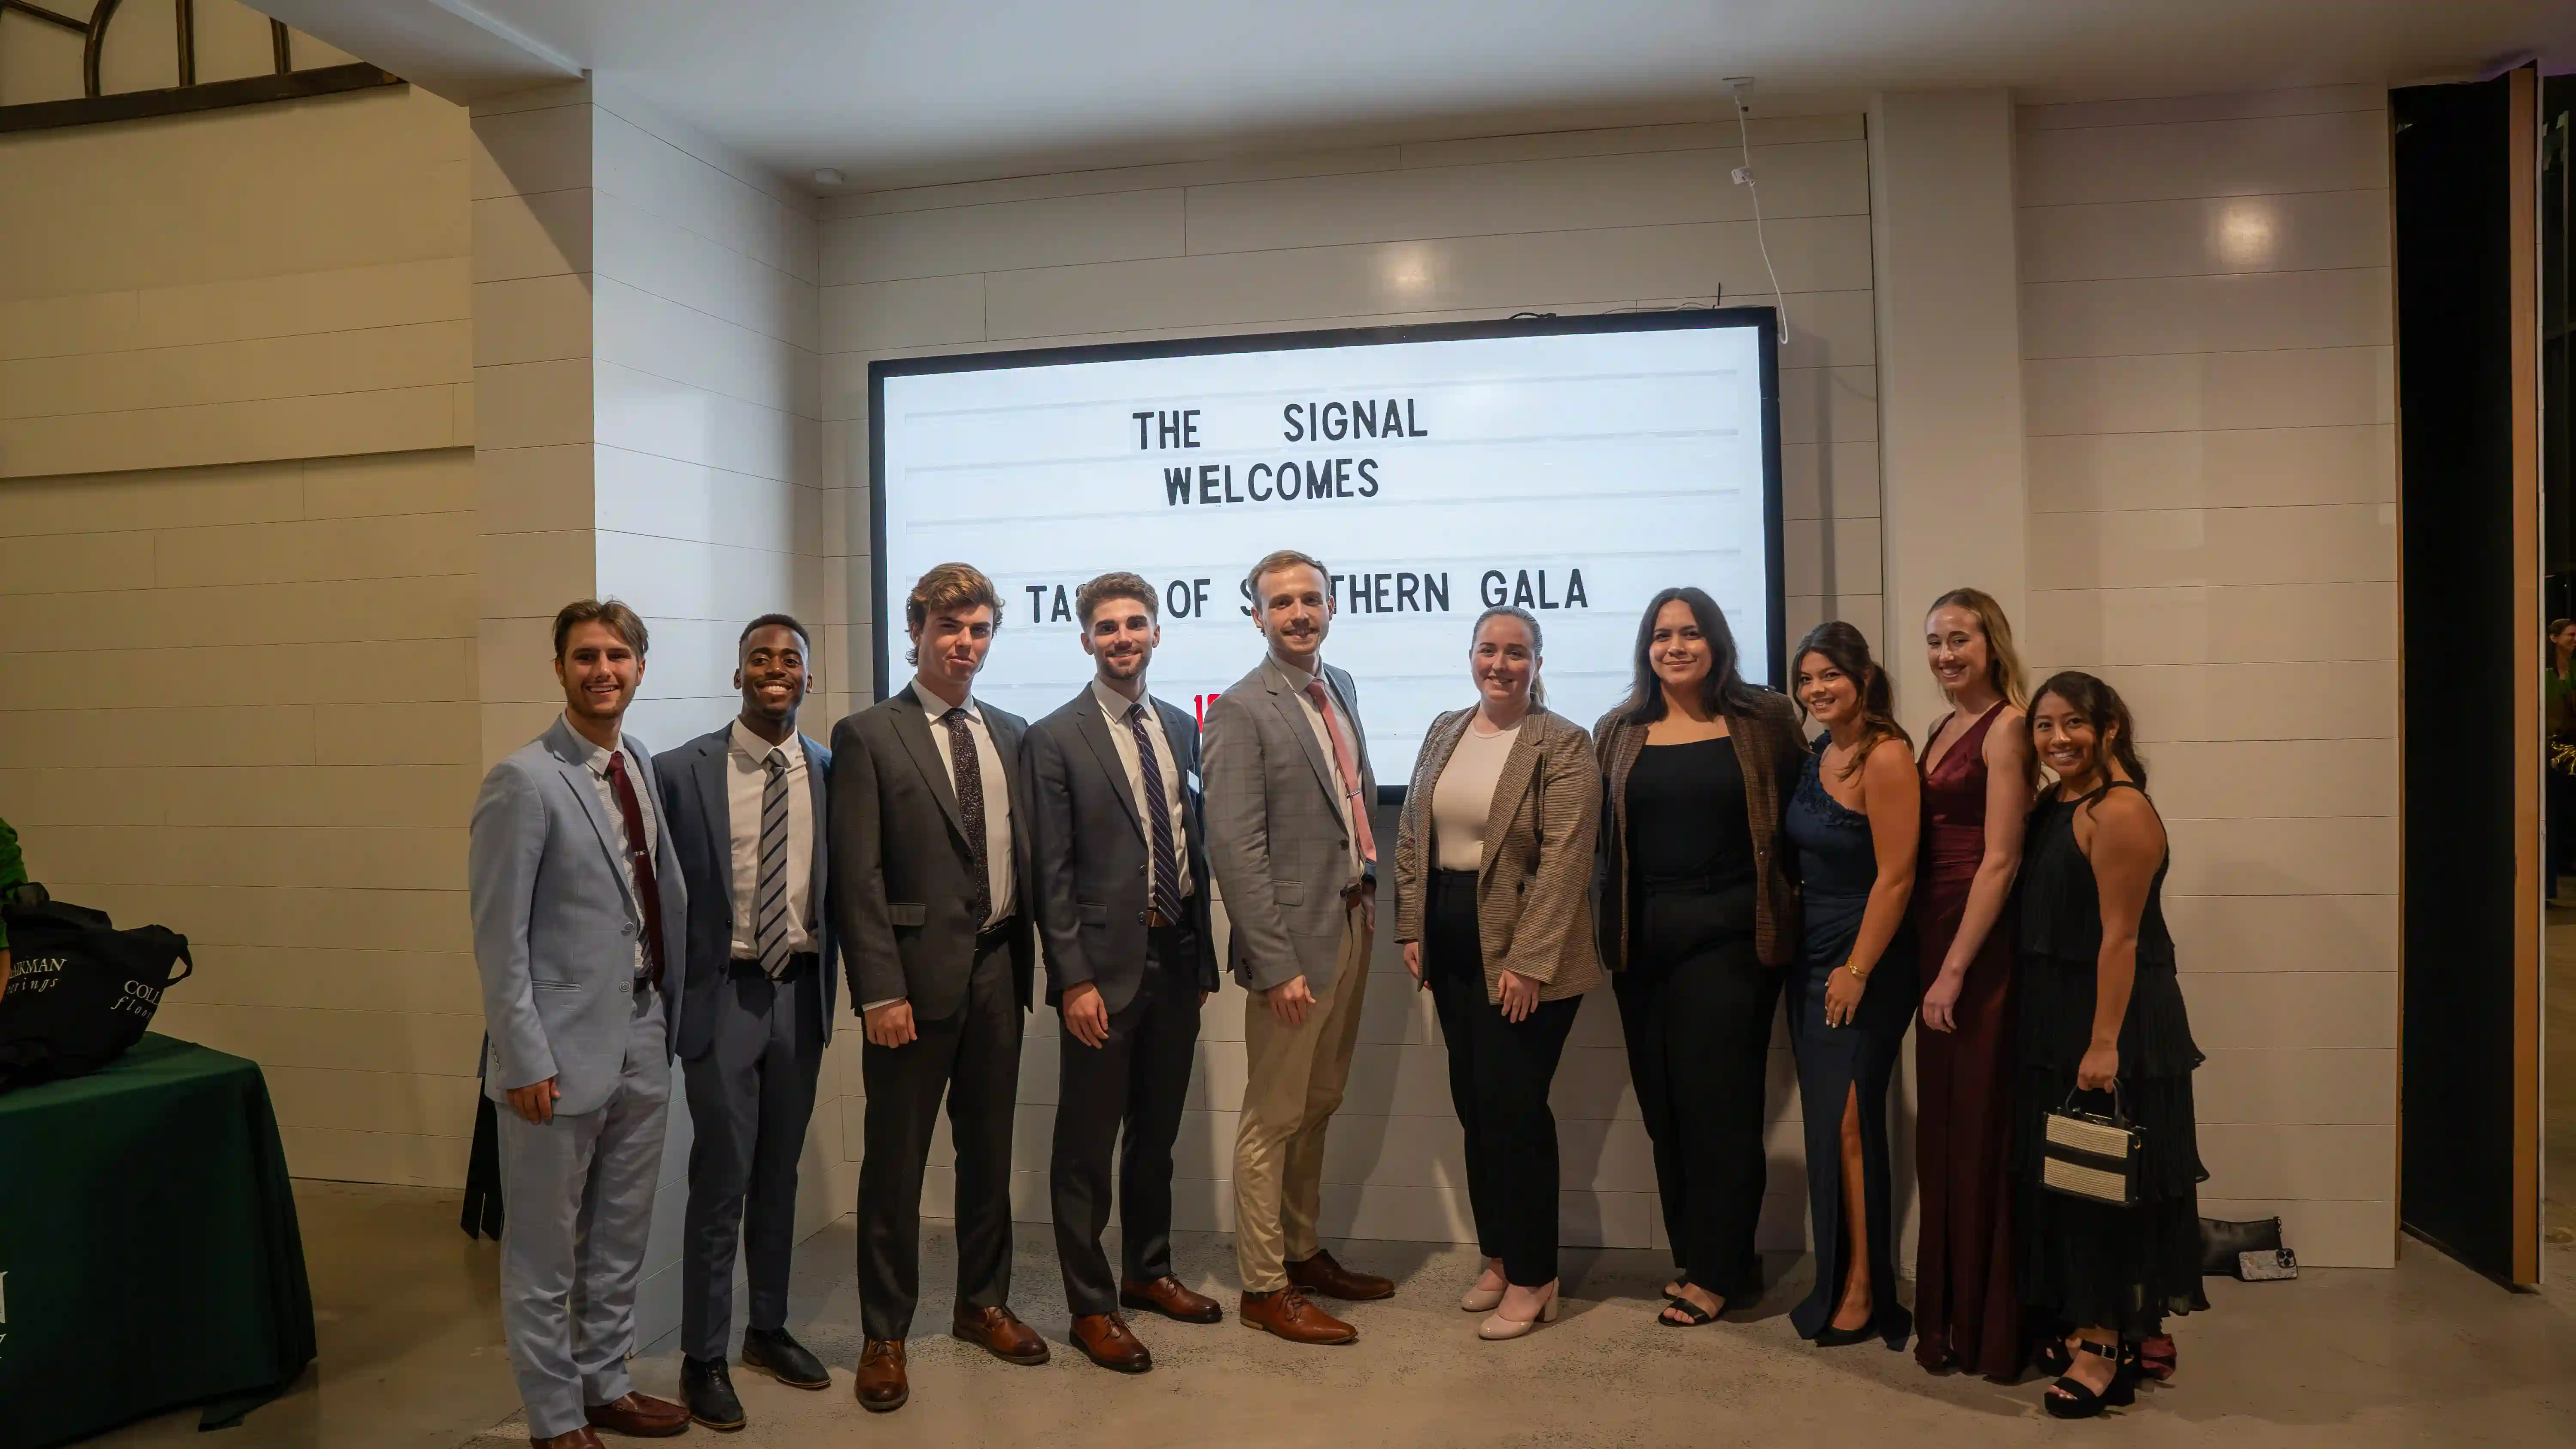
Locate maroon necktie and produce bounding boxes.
[607,749,666,987]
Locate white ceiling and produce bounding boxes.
[267,0,2576,190]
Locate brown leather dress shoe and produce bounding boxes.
[530,1429,605,1449]
[854,1339,908,1414]
[1070,1312,1154,1373]
[952,1303,1051,1364]
[1287,1248,1395,1301]
[583,1391,689,1437]
[1239,1286,1359,1345]
[1120,1275,1224,1324]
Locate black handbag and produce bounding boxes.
[2199,1216,2285,1276]
[0,889,193,1089]
[2041,1087,2144,1207]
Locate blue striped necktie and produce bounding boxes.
[1127,702,1183,924]
[756,749,792,977]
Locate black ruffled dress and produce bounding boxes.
[2013,782,2209,1340]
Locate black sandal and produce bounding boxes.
[2042,1340,2137,1420]
[2034,1335,2074,1376]
[1658,1297,1719,1327]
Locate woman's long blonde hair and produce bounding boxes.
[1925,587,2029,711]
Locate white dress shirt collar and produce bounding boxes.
[1091,677,1153,722]
[727,719,805,767]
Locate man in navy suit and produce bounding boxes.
[656,615,837,1430]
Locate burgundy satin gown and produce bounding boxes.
[1911,701,2022,1377]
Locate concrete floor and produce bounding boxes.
[78,1177,2576,1449]
[78,919,2576,1447]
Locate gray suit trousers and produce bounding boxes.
[495,985,673,1441]
[681,960,824,1360]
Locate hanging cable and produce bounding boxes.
[1730,82,1789,338]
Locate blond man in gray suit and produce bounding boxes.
[1202,549,1397,1346]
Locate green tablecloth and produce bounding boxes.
[0,1034,316,1449]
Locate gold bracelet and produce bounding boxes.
[1840,964,1869,980]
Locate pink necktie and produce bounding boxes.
[1304,679,1376,864]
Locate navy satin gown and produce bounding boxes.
[1784,747,1918,1347]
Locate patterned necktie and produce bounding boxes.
[755,749,792,978]
[605,749,666,987]
[1303,678,1377,864]
[940,706,992,925]
[1127,701,1183,924]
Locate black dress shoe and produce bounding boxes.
[680,1358,744,1432]
[741,1327,832,1390]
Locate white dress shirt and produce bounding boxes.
[910,680,1016,926]
[724,721,817,958]
[570,715,662,982]
[1268,655,1367,887]
[1091,679,1193,900]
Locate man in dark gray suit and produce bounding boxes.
[469,600,692,1449]
[1023,573,1223,1375]
[1203,549,1397,1346]
[655,615,835,1430]
[827,563,1044,1414]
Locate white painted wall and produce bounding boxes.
[815,113,1886,1255]
[0,78,481,1187]
[2014,85,2399,1268]
[465,76,828,1338]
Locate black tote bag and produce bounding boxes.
[0,894,193,1089]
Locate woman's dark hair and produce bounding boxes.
[1621,586,1764,723]
[1792,621,1908,779]
[2030,670,2148,788]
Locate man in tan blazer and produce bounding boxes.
[1201,549,1395,1345]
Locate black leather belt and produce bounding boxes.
[727,952,817,981]
[1145,908,1176,928]
[975,918,1015,951]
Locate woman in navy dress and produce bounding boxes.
[1783,622,1921,1349]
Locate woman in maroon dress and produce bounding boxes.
[1910,588,2035,1378]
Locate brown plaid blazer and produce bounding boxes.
[1592,688,1805,970]
[1393,706,1604,1002]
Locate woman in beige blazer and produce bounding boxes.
[1395,605,1604,1342]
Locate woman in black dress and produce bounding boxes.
[2017,672,2206,1418]
[1784,623,1920,1349]
[1594,588,1805,1328]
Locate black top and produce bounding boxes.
[2020,784,2176,970]
[1626,736,1756,888]
[2017,781,2199,1078]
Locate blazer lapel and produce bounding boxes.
[692,735,732,897]
[1266,665,1343,809]
[1479,715,1545,885]
[801,733,829,927]
[890,689,967,843]
[544,718,638,915]
[1073,697,1145,839]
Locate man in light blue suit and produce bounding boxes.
[470,599,694,1449]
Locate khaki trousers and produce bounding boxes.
[1233,900,1373,1292]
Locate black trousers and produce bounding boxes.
[857,931,1021,1341]
[1612,882,1780,1302]
[680,955,823,1361]
[1425,870,1580,1288]
[1050,919,1203,1316]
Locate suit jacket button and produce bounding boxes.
[1136,910,1148,924]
